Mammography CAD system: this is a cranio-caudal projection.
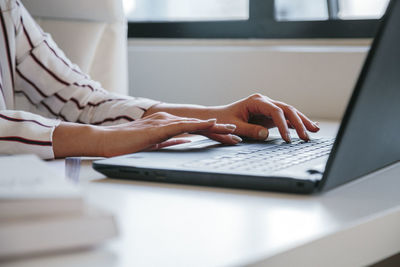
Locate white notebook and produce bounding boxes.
[0,155,83,220]
[0,155,118,259]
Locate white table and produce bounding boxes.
[3,121,400,267]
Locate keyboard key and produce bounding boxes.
[182,138,334,173]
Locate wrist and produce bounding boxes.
[53,122,103,158]
[142,102,165,117]
[88,125,106,157]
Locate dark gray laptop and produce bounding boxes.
[93,0,400,194]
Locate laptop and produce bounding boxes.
[93,0,400,194]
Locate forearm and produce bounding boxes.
[143,102,220,120]
[52,122,102,158]
[52,113,238,159]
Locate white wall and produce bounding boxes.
[127,39,370,120]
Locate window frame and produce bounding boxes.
[127,0,382,39]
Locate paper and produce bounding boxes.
[0,155,80,199]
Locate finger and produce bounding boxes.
[286,109,310,141]
[162,119,217,139]
[194,123,237,135]
[265,105,291,143]
[273,102,313,141]
[273,101,320,133]
[203,133,242,145]
[234,121,270,141]
[147,139,192,151]
[287,120,295,129]
[297,111,320,133]
[243,95,291,142]
[274,104,309,141]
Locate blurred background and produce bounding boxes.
[21,0,392,120]
[122,0,390,121]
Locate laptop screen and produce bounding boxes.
[320,0,400,191]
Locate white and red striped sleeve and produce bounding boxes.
[0,110,60,159]
[0,0,160,159]
[14,0,159,126]
[0,0,59,159]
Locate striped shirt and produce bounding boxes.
[0,0,158,159]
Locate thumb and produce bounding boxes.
[236,122,269,141]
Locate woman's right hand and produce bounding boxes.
[53,112,241,158]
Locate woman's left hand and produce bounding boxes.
[208,94,320,142]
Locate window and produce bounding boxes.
[124,0,249,22]
[124,0,390,38]
[275,0,329,21]
[338,0,390,20]
[275,0,389,21]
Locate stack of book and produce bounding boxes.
[0,155,117,259]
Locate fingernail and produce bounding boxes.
[286,132,292,143]
[313,122,320,129]
[258,129,269,140]
[304,131,310,141]
[207,118,217,123]
[231,135,243,143]
[225,124,237,131]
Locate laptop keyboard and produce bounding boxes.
[182,138,334,173]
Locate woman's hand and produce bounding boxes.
[53,112,240,158]
[209,94,320,142]
[145,94,320,143]
[53,94,320,158]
